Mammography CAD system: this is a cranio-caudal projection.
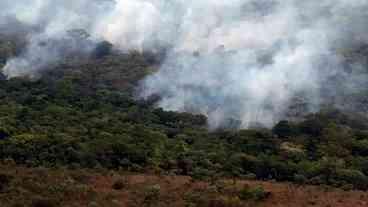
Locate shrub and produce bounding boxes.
[31,198,58,207]
[207,196,243,207]
[294,174,307,185]
[308,176,324,185]
[112,178,128,190]
[0,127,10,139]
[273,120,295,138]
[87,202,99,207]
[352,140,368,156]
[335,169,368,190]
[92,41,113,59]
[191,167,215,181]
[280,142,306,161]
[143,184,161,206]
[238,185,271,201]
[0,173,13,192]
[341,184,354,191]
[183,191,203,207]
[299,118,324,136]
[242,173,257,180]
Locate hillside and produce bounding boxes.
[1,44,368,188]
[2,12,368,206]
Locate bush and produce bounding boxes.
[308,176,324,185]
[352,140,368,156]
[191,167,215,181]
[242,173,257,180]
[0,173,13,192]
[207,196,243,207]
[31,198,58,207]
[273,120,295,138]
[143,184,161,206]
[0,127,10,140]
[87,202,99,207]
[299,118,324,136]
[112,178,128,190]
[92,41,113,59]
[183,191,203,207]
[294,174,307,185]
[335,169,368,190]
[238,185,271,201]
[341,184,354,191]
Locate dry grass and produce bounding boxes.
[0,163,367,207]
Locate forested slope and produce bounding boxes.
[1,42,368,191]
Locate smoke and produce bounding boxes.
[0,0,114,78]
[139,0,368,128]
[1,0,368,128]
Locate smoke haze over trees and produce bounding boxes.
[3,0,368,196]
[1,0,368,128]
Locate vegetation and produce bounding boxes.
[1,31,368,205]
[0,163,367,207]
[0,51,367,191]
[239,185,270,201]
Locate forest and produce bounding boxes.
[1,33,368,193]
[2,3,368,204]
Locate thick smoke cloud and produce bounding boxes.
[139,0,368,128]
[1,0,368,128]
[0,0,114,77]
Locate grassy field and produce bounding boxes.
[0,163,367,207]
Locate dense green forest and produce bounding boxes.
[1,35,368,192]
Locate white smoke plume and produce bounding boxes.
[140,0,368,128]
[1,0,368,128]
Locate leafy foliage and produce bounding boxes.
[1,47,368,190]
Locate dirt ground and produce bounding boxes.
[90,174,368,207]
[0,164,367,207]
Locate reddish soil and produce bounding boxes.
[89,174,368,207]
[1,164,367,207]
